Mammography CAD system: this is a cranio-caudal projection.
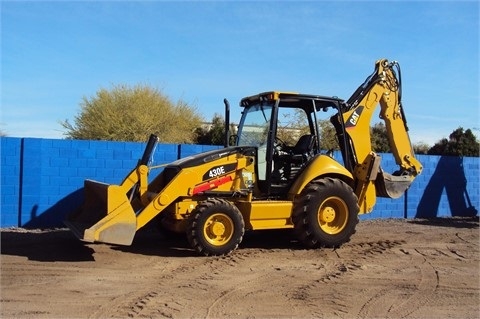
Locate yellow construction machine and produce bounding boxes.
[65,59,422,256]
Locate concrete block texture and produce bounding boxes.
[0,137,478,227]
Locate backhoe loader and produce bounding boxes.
[65,58,422,256]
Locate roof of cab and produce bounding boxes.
[240,91,345,108]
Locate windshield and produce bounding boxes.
[237,103,273,147]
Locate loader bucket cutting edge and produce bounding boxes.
[64,180,137,246]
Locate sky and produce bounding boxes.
[1,0,479,145]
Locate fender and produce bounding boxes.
[288,154,353,199]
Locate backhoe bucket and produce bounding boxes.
[375,169,413,199]
[64,180,137,246]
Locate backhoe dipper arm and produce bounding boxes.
[338,59,422,211]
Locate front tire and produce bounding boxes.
[292,177,359,248]
[187,198,245,256]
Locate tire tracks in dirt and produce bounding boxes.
[2,218,478,319]
[89,248,291,318]
[87,256,208,318]
[356,248,439,318]
[201,249,310,319]
[289,240,408,318]
[116,247,333,318]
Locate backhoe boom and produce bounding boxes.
[338,59,422,212]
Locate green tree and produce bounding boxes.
[61,84,203,143]
[413,142,430,155]
[370,123,437,155]
[428,127,479,156]
[370,122,390,153]
[316,121,392,153]
[194,114,226,145]
[275,109,309,146]
[318,119,338,151]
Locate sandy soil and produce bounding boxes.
[1,217,479,319]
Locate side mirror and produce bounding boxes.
[229,134,238,146]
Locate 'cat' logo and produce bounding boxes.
[345,106,364,129]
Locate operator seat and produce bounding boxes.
[275,134,316,181]
[289,134,316,163]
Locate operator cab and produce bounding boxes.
[235,91,344,197]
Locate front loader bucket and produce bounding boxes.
[65,180,137,246]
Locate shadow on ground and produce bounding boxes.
[0,229,95,262]
[4,217,475,261]
[408,216,479,229]
[112,227,302,257]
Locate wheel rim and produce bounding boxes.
[203,213,234,246]
[317,196,349,235]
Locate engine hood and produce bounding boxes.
[167,146,256,170]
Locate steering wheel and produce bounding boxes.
[274,137,288,155]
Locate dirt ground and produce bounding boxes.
[1,217,479,319]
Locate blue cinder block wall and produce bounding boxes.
[358,154,479,220]
[1,137,478,228]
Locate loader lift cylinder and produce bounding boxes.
[140,134,159,166]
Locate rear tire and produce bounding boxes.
[292,177,359,248]
[187,198,245,256]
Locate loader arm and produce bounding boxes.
[64,135,158,245]
[335,59,422,213]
